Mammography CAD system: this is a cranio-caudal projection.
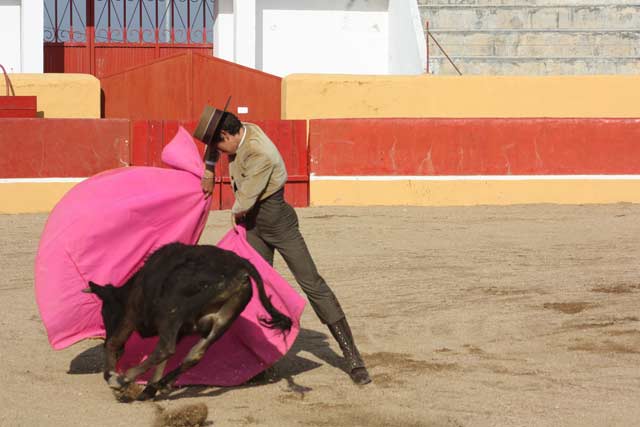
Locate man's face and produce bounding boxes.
[216,130,239,154]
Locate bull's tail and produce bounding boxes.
[243,260,292,333]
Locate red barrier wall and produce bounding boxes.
[131,119,308,209]
[0,97,37,118]
[0,118,130,178]
[101,52,282,121]
[309,118,640,176]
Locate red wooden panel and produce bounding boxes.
[159,46,212,58]
[147,121,165,168]
[94,45,157,79]
[101,52,281,122]
[309,118,640,176]
[0,96,37,118]
[220,181,235,210]
[44,44,90,74]
[0,118,129,177]
[130,120,163,167]
[131,120,150,166]
[191,53,281,121]
[101,54,192,120]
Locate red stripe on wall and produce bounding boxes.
[309,118,640,176]
[0,118,130,178]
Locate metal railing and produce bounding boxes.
[425,21,462,76]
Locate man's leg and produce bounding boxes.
[256,198,371,385]
[246,227,275,266]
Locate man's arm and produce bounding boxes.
[201,145,219,197]
[231,151,273,216]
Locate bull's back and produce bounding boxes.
[136,243,254,320]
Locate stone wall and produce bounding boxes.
[418,0,640,75]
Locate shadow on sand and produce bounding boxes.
[68,327,345,400]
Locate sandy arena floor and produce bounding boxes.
[1,204,640,426]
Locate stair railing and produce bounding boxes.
[425,21,463,76]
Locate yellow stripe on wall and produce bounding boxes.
[0,182,80,214]
[5,178,640,213]
[310,178,640,206]
[282,74,640,119]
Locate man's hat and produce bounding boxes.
[193,97,231,146]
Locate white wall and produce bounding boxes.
[0,0,43,73]
[213,0,425,76]
[257,0,389,76]
[21,0,43,72]
[214,0,235,62]
[0,0,22,73]
[388,0,426,74]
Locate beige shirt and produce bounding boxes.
[229,123,288,215]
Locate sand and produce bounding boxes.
[2,204,640,426]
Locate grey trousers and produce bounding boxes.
[242,188,345,325]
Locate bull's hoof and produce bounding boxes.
[103,370,115,382]
[136,384,158,401]
[114,383,145,403]
[107,373,129,390]
[349,367,372,385]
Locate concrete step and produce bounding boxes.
[427,29,640,57]
[420,4,640,30]
[428,56,640,75]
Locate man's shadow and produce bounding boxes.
[68,327,344,400]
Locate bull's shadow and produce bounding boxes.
[69,327,343,400]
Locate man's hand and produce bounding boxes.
[201,169,215,198]
[231,212,245,232]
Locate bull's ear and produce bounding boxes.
[83,281,102,294]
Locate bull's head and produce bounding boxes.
[83,281,127,341]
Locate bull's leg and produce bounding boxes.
[139,290,250,400]
[104,317,136,387]
[150,360,168,384]
[113,324,180,391]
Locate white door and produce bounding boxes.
[0,0,22,73]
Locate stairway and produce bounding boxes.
[418,0,640,75]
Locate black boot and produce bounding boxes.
[328,317,372,385]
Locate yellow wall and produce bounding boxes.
[7,179,640,212]
[0,74,100,118]
[0,182,80,214]
[282,74,640,119]
[311,179,640,207]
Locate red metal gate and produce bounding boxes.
[44,0,214,78]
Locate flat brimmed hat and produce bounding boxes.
[193,98,231,146]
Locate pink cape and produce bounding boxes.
[34,126,306,386]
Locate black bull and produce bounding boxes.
[84,242,292,400]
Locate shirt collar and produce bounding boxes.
[237,125,247,149]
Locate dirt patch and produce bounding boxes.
[152,402,209,427]
[569,340,640,354]
[591,283,640,294]
[543,302,593,314]
[364,352,458,373]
